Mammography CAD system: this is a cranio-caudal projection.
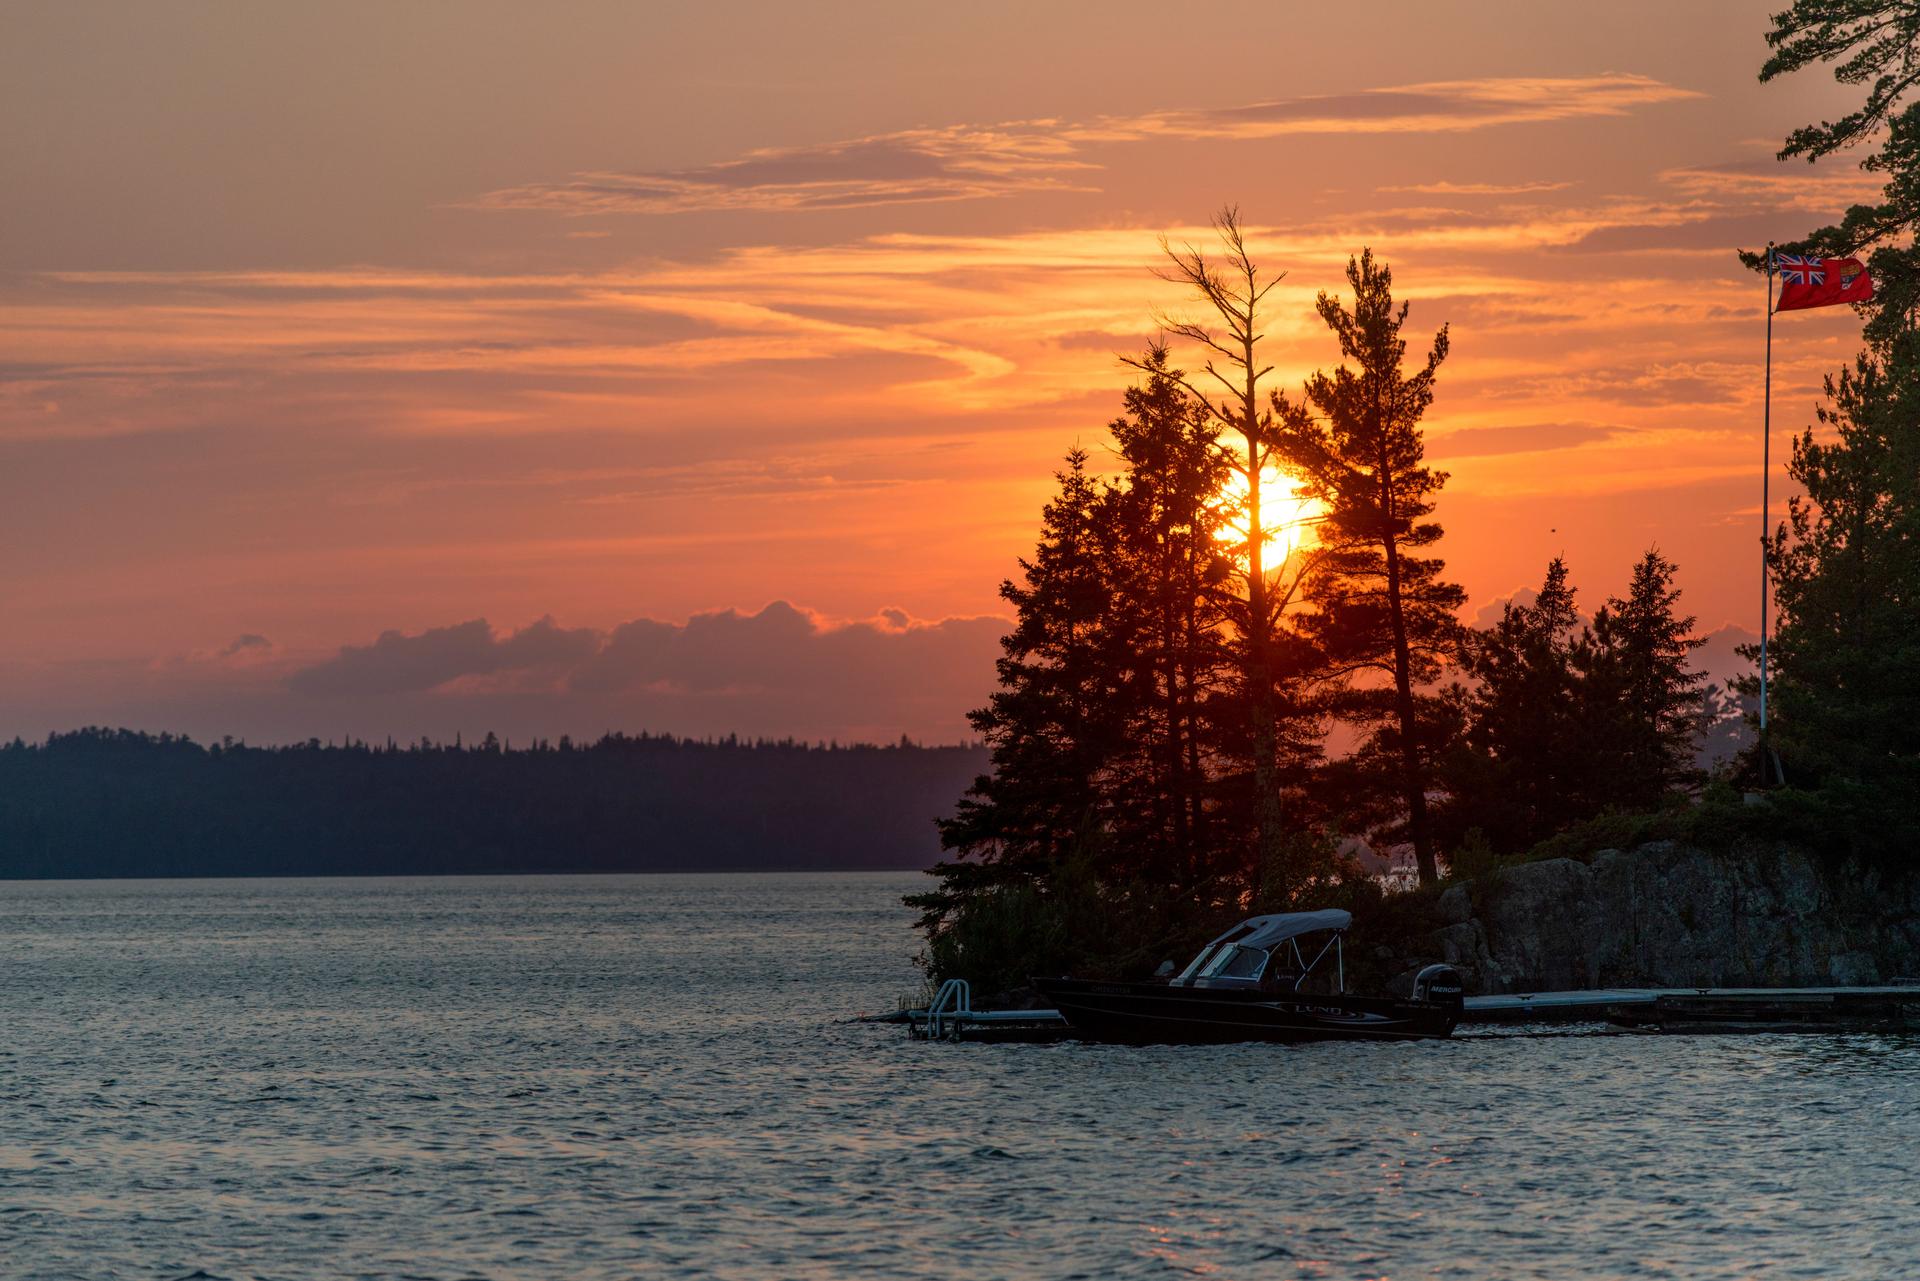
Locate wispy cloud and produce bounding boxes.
[0,172,1851,456]
[470,75,1699,216]
[1380,181,1575,196]
[4,140,1873,603]
[1090,75,1698,142]
[473,124,1099,215]
[1657,159,1883,207]
[1431,421,1620,458]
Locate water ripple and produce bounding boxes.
[1,872,1915,1279]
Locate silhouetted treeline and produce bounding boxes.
[913,7,1920,992]
[913,223,1738,992]
[1430,550,1707,860]
[0,728,987,879]
[912,236,1507,990]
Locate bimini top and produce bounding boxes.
[1206,909,1351,952]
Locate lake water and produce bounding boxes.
[2,873,1916,1280]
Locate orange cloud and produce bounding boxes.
[0,168,1849,455]
[1085,74,1700,142]
[3,142,1873,683]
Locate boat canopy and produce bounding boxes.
[1206,909,1351,952]
[1172,908,1353,990]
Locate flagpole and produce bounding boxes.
[1759,245,1775,776]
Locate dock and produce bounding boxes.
[1607,986,1920,1034]
[1465,989,1666,1024]
[893,979,1070,1041]
[889,980,1920,1040]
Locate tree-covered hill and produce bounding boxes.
[0,729,986,879]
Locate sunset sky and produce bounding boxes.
[0,2,1879,744]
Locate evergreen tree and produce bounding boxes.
[1585,549,1707,809]
[1758,2,1920,342]
[1098,347,1235,882]
[1745,2,1920,842]
[925,448,1124,887]
[1759,343,1920,799]
[1435,557,1591,856]
[910,366,1250,986]
[1276,249,1464,885]
[1439,551,1712,857]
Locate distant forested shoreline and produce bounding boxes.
[0,729,987,879]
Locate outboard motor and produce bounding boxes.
[1413,963,1465,1017]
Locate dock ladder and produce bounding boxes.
[924,978,973,1039]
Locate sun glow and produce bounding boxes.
[1216,465,1321,569]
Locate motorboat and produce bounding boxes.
[1033,909,1463,1044]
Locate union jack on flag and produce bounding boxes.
[1772,252,1825,286]
[1771,250,1873,312]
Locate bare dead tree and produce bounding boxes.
[1123,207,1307,886]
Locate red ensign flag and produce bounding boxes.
[1774,253,1874,312]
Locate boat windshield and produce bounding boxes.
[1174,944,1220,982]
[1199,945,1268,981]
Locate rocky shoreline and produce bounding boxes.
[1398,840,1920,995]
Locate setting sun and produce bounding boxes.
[1216,465,1322,569]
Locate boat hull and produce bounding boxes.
[1034,977,1458,1044]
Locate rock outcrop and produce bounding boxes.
[1409,840,1920,994]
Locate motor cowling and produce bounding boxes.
[1413,963,1464,1013]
